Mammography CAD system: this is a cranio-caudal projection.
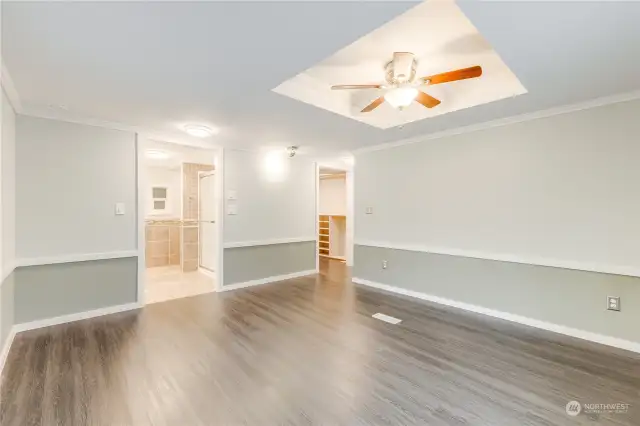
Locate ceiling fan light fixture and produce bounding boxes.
[384,87,419,109]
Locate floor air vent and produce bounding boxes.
[372,313,402,324]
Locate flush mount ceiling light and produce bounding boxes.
[146,149,170,160]
[184,124,217,138]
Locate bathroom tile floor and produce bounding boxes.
[145,265,216,304]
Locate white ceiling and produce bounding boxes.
[274,0,526,129]
[3,1,640,153]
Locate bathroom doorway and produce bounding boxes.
[138,139,221,305]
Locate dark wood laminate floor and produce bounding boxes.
[2,259,639,425]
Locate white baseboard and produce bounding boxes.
[0,329,17,383]
[352,277,640,354]
[198,267,216,279]
[13,302,142,333]
[221,270,316,292]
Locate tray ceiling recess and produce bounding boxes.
[273,0,527,129]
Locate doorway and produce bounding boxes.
[316,163,354,273]
[137,138,221,305]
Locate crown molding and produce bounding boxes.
[0,59,221,151]
[1,62,23,113]
[353,90,640,155]
[19,104,225,150]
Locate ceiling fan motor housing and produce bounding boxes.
[386,52,417,85]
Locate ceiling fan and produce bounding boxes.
[331,52,482,113]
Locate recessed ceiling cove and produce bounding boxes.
[273,0,527,129]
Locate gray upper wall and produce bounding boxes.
[355,99,640,272]
[223,149,316,244]
[222,150,317,286]
[16,116,137,258]
[2,90,17,272]
[2,89,18,349]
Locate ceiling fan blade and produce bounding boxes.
[361,97,385,113]
[415,91,441,109]
[420,66,482,85]
[331,84,383,90]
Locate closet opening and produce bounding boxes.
[316,166,350,271]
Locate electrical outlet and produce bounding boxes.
[382,260,388,269]
[607,296,620,311]
[366,207,373,214]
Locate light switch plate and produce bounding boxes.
[227,190,238,201]
[607,296,620,311]
[115,203,125,215]
[227,204,238,215]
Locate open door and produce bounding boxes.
[199,171,216,273]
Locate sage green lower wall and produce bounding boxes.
[1,272,15,352]
[224,241,316,286]
[14,257,138,324]
[354,245,640,344]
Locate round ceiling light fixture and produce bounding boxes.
[146,149,170,160]
[184,124,217,138]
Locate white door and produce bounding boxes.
[199,172,216,272]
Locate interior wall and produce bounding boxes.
[354,99,640,345]
[356,99,640,271]
[223,149,315,285]
[1,88,17,355]
[224,149,315,244]
[319,176,346,216]
[1,90,16,279]
[16,116,137,258]
[14,116,138,323]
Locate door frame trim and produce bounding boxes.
[197,170,217,275]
